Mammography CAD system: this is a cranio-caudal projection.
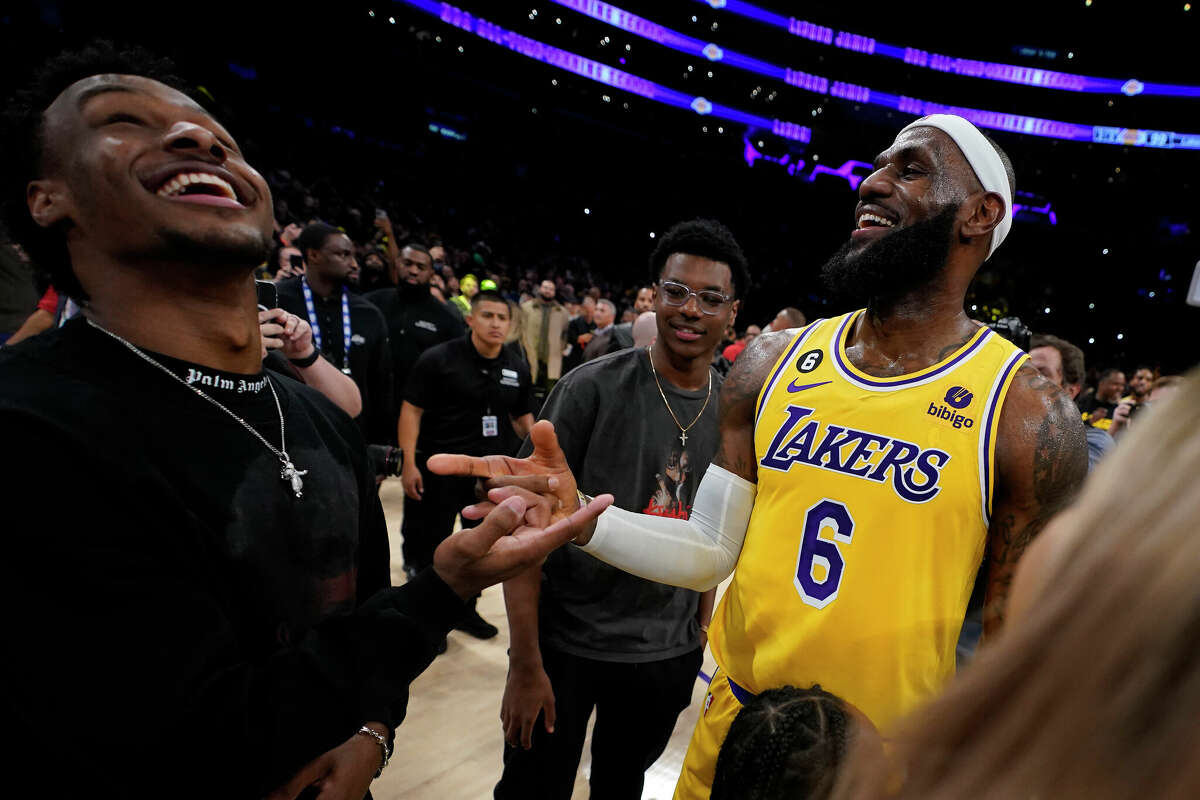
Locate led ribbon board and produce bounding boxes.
[396,0,810,142]
[700,0,1200,99]
[549,0,1200,149]
[739,136,1058,225]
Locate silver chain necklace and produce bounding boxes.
[86,318,309,498]
[646,346,712,448]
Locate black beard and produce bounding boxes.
[151,226,272,273]
[820,205,958,311]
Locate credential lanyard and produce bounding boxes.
[301,277,352,375]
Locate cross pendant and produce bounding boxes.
[680,431,688,447]
[281,461,310,498]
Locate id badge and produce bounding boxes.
[482,415,499,438]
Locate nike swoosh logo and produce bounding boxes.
[786,379,832,393]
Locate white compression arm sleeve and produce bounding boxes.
[576,464,757,591]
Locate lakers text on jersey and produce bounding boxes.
[708,310,1028,731]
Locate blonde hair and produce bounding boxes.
[835,368,1200,800]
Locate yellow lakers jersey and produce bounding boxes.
[709,309,1028,731]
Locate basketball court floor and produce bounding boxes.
[371,480,724,799]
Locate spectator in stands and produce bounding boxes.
[365,241,465,452]
[1110,370,1178,439]
[450,272,478,317]
[356,248,392,294]
[1079,368,1126,433]
[564,294,596,373]
[582,298,620,362]
[1126,365,1155,406]
[764,306,806,333]
[0,241,37,343]
[632,310,656,347]
[712,686,881,800]
[270,242,304,282]
[722,324,760,363]
[520,279,568,399]
[633,285,655,314]
[1029,333,1110,470]
[4,283,60,346]
[1107,364,1156,439]
[277,223,394,446]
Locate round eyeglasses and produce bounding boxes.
[658,280,733,315]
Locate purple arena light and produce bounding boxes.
[396,0,809,142]
[740,135,1058,220]
[545,0,1199,149]
[703,0,1200,99]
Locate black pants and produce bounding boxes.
[495,645,703,800]
[400,451,478,571]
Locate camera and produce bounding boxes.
[367,444,403,478]
[986,316,1031,352]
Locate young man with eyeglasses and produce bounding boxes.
[493,219,748,799]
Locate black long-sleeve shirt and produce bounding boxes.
[0,319,463,798]
[365,283,465,420]
[277,276,395,445]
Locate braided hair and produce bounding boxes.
[711,685,853,800]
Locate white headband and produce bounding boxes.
[899,114,1012,259]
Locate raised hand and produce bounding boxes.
[427,420,580,521]
[259,308,316,361]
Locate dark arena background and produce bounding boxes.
[2,0,1197,370]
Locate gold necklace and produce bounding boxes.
[646,346,712,447]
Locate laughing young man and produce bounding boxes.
[0,44,609,799]
[431,115,1088,799]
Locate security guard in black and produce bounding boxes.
[366,255,465,415]
[399,292,535,571]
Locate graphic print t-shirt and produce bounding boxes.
[525,347,722,662]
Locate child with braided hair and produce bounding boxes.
[711,686,881,800]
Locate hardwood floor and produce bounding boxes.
[370,480,721,799]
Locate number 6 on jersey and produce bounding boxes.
[795,499,855,609]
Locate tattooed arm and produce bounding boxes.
[711,329,795,482]
[984,364,1088,636]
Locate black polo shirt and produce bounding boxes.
[276,276,394,445]
[405,333,534,457]
[366,284,465,409]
